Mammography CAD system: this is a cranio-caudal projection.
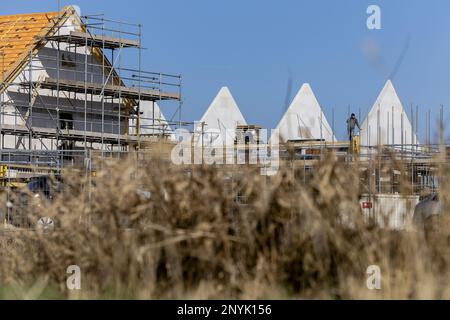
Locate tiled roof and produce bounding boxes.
[0,11,59,82]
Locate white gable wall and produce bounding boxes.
[195,87,246,147]
[129,101,174,138]
[360,80,417,147]
[274,83,335,142]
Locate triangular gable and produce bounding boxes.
[360,80,417,146]
[195,87,247,146]
[139,101,174,137]
[0,6,135,113]
[274,83,335,142]
[0,8,74,92]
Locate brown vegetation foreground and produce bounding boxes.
[0,154,449,299]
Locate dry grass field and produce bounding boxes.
[0,153,449,299]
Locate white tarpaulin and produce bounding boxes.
[360,80,417,146]
[195,87,247,146]
[274,83,335,142]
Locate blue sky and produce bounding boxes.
[3,0,450,140]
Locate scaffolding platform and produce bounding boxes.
[44,31,140,49]
[24,78,180,101]
[0,9,184,169]
[0,123,143,145]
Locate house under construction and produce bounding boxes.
[1,6,449,230]
[0,6,182,170]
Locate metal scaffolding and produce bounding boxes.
[0,12,182,172]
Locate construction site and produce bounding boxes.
[0,5,448,230]
[4,2,450,302]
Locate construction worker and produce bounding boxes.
[346,113,361,141]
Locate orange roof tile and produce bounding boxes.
[0,11,61,83]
